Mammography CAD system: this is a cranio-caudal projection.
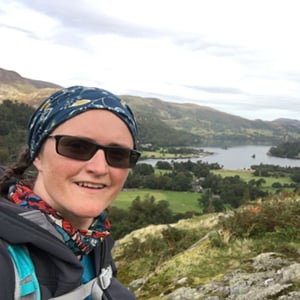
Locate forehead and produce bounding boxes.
[52,110,134,146]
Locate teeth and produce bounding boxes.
[77,182,104,189]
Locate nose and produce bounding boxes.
[85,149,109,174]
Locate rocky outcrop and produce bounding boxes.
[114,212,300,300]
[159,252,300,300]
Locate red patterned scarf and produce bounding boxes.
[9,184,110,255]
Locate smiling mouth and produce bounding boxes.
[76,182,105,189]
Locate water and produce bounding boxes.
[143,145,300,170]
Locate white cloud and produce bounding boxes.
[1,0,300,121]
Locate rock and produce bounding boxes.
[165,287,202,300]
[280,263,300,283]
[164,252,300,300]
[129,277,146,290]
[177,277,189,285]
[278,291,300,300]
[251,252,289,271]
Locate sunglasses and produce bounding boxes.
[48,135,141,169]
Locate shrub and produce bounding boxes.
[220,199,300,242]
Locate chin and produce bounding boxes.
[76,208,106,218]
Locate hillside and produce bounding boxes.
[0,67,61,106]
[1,67,300,147]
[121,95,300,146]
[113,197,300,299]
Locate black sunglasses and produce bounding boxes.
[48,135,140,169]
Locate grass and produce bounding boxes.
[113,169,296,214]
[142,151,177,159]
[114,189,202,214]
[211,169,255,181]
[114,178,300,299]
[118,198,300,299]
[116,214,259,299]
[141,148,207,160]
[212,169,294,189]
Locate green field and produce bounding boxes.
[211,169,294,190]
[114,189,202,214]
[113,170,295,213]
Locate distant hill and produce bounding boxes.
[0,67,62,106]
[1,67,300,147]
[121,95,300,146]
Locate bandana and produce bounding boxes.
[27,85,138,160]
[9,184,110,255]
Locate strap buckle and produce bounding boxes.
[98,265,113,290]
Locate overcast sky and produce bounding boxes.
[1,0,300,121]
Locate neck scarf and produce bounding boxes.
[9,183,110,255]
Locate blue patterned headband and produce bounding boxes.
[28,86,138,160]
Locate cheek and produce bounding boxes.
[33,143,57,173]
[34,149,73,179]
[112,169,129,187]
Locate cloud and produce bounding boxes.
[185,85,245,95]
[12,0,170,39]
[1,0,300,121]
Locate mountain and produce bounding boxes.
[1,67,300,147]
[0,67,62,106]
[121,95,300,146]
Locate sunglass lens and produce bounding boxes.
[58,137,95,160]
[106,148,131,168]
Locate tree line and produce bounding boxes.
[0,100,35,163]
[110,160,300,238]
[124,160,273,211]
[269,141,300,159]
[124,160,221,191]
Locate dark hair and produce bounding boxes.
[0,148,34,196]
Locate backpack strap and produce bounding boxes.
[7,242,113,300]
[49,265,113,300]
[8,244,41,300]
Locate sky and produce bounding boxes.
[1,0,300,121]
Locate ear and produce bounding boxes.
[33,156,42,171]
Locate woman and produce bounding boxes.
[0,86,141,299]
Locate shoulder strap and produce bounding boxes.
[49,265,113,300]
[8,243,113,300]
[8,244,41,300]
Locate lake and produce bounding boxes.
[143,145,300,170]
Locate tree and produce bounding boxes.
[0,100,35,164]
[108,194,175,239]
[171,172,193,191]
[133,163,154,176]
[156,161,173,170]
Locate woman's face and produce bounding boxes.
[33,110,133,229]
